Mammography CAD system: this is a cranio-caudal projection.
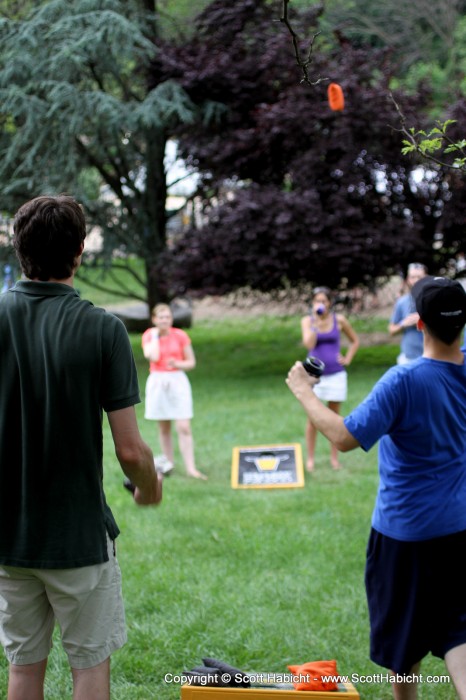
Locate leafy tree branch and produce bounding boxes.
[391,93,466,171]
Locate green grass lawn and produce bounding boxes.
[0,315,457,699]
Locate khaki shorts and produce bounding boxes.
[0,536,127,669]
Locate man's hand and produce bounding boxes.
[134,470,163,506]
[401,311,420,328]
[286,362,359,453]
[108,406,163,507]
[286,361,319,401]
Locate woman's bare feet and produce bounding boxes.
[306,458,315,473]
[187,469,208,480]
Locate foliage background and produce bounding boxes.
[1,0,466,307]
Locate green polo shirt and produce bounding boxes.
[0,281,140,568]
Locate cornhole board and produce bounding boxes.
[231,444,304,489]
[181,681,360,699]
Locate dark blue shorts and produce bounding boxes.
[365,527,466,674]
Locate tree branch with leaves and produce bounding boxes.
[391,93,466,172]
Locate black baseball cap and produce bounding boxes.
[411,276,466,334]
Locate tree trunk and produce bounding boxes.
[141,0,157,14]
[142,1,163,313]
[143,127,169,312]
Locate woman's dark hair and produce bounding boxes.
[312,286,333,301]
[13,195,86,280]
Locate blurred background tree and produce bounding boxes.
[0,0,219,307]
[1,0,465,305]
[323,0,466,109]
[150,0,466,297]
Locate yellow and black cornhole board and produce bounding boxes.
[181,681,360,698]
[231,444,304,489]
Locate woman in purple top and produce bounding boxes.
[300,287,359,472]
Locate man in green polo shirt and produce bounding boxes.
[0,195,162,700]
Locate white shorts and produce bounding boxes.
[313,370,347,402]
[144,371,193,421]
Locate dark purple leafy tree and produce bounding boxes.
[149,0,466,297]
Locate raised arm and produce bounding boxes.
[142,328,160,362]
[388,312,420,336]
[286,362,359,452]
[301,315,318,351]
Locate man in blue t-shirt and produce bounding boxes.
[287,276,466,700]
[389,262,428,364]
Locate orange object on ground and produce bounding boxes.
[327,83,345,111]
[287,660,338,692]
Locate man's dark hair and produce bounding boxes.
[13,195,86,280]
[423,323,464,346]
[412,275,466,346]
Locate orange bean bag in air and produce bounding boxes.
[327,83,345,111]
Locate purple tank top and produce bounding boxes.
[307,314,343,376]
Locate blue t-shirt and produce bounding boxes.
[390,293,423,360]
[344,357,466,541]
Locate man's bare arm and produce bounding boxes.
[286,362,359,452]
[107,406,162,505]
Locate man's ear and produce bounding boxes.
[73,242,85,272]
[416,318,424,332]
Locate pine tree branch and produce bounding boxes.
[106,265,144,298]
[167,171,196,190]
[75,136,129,201]
[88,60,141,103]
[77,261,147,302]
[76,276,146,303]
